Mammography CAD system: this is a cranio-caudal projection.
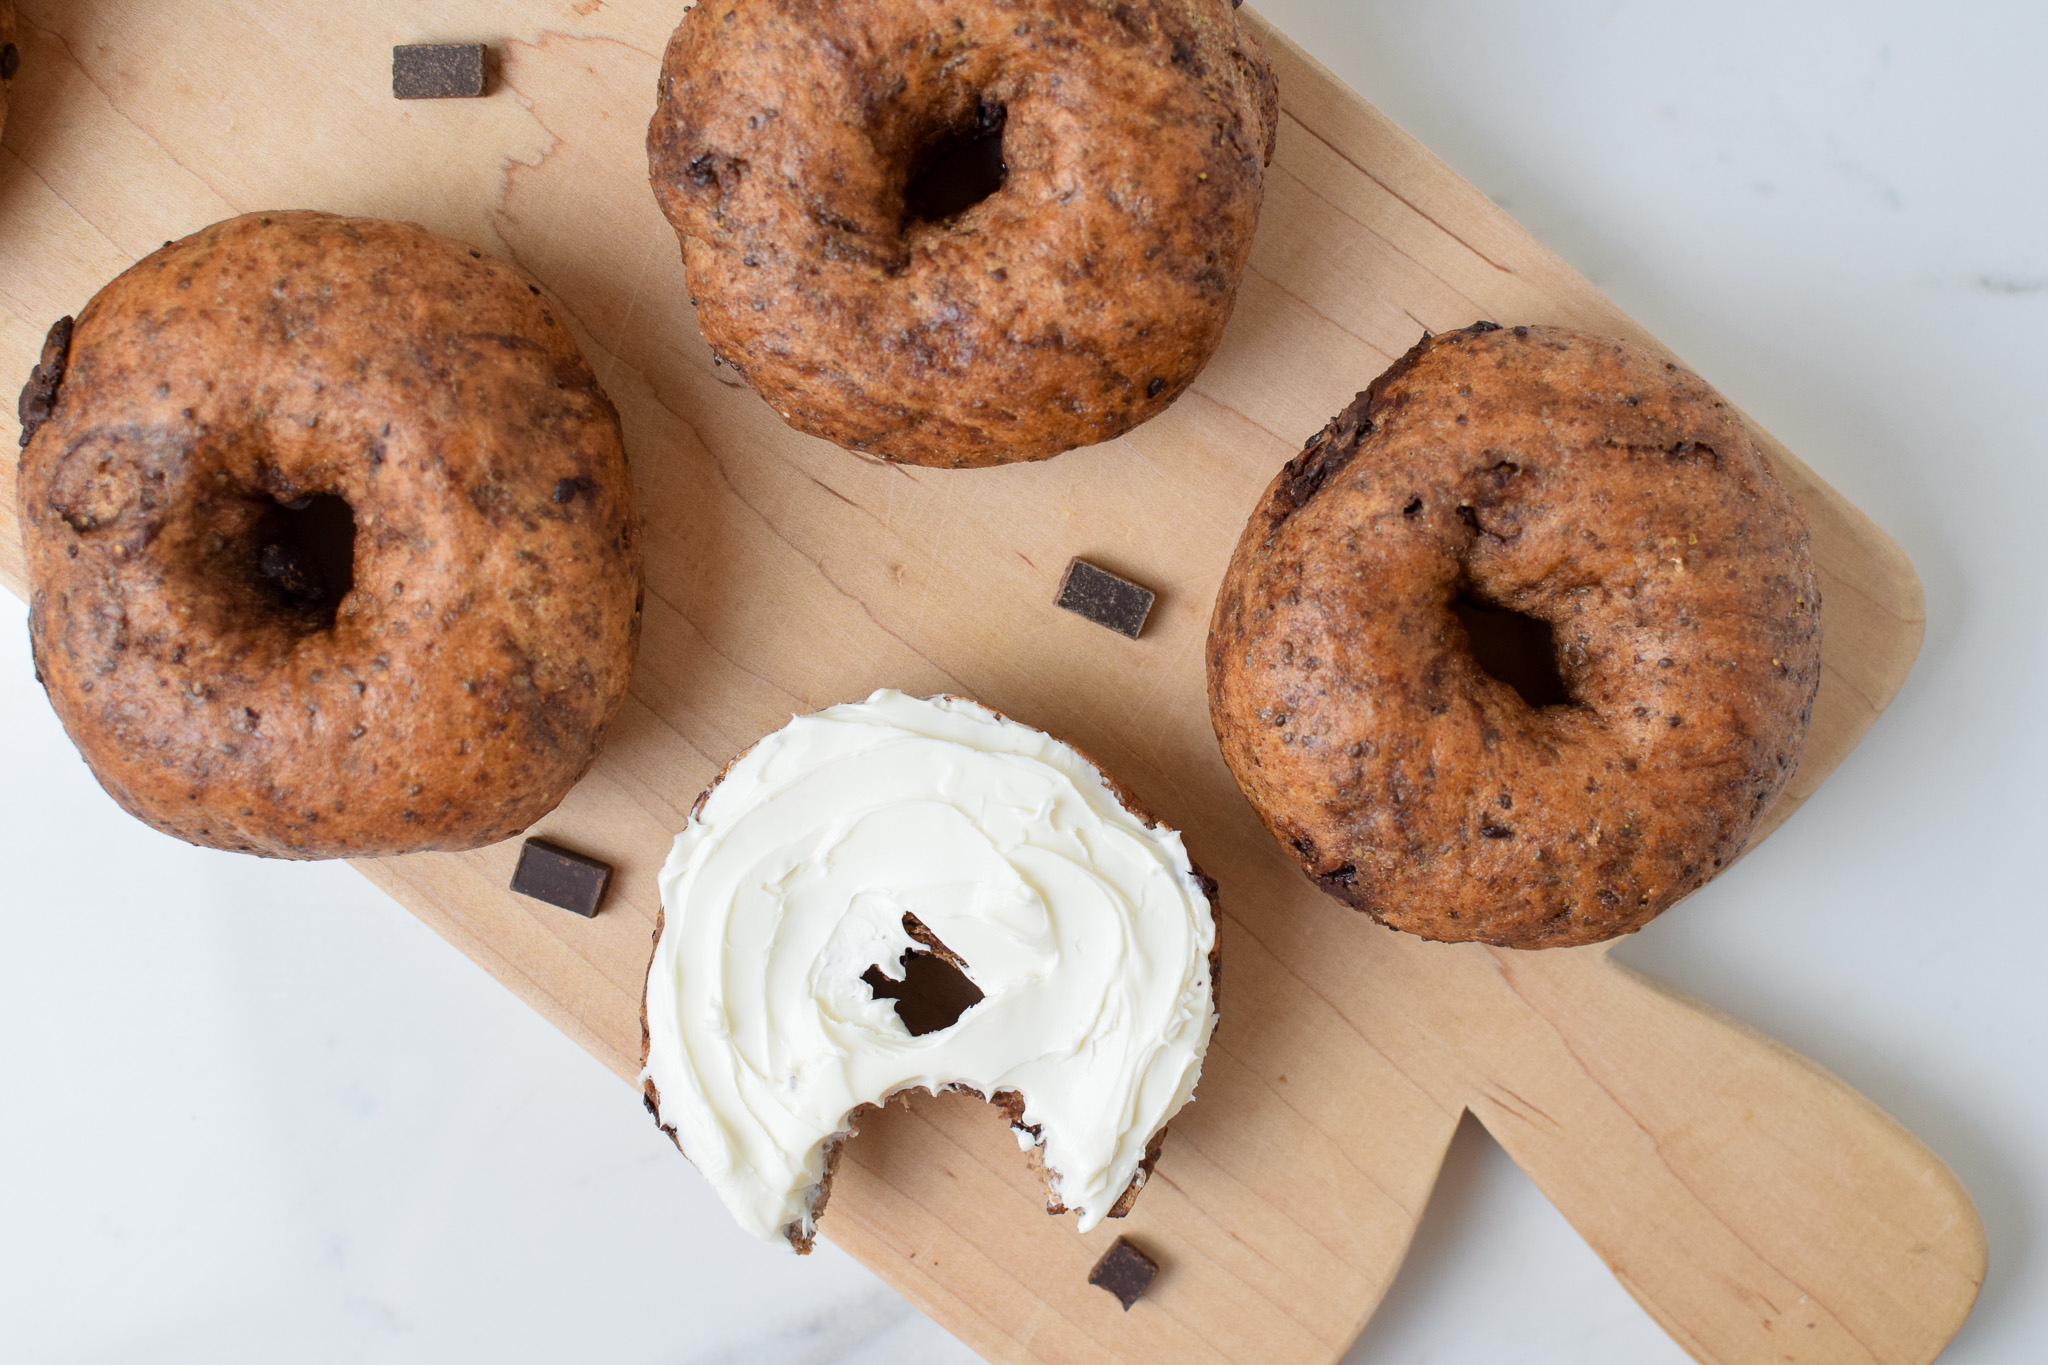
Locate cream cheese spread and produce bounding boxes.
[641,690,1217,1248]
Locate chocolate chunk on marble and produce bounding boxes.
[1088,1237,1159,1311]
[392,43,487,99]
[510,838,613,918]
[1055,558,1155,639]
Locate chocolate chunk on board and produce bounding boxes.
[1087,1237,1159,1311]
[1055,558,1155,639]
[510,838,613,918]
[392,43,487,99]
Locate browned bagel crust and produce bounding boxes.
[648,0,1277,468]
[1206,325,1821,947]
[18,211,643,860]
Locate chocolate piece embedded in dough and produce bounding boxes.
[17,316,72,449]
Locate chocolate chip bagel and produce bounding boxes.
[1207,324,1821,948]
[18,211,642,859]
[648,0,1278,467]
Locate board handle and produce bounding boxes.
[1460,945,1983,1365]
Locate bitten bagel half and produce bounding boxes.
[18,211,643,859]
[648,0,1278,467]
[1207,324,1821,948]
[641,691,1219,1251]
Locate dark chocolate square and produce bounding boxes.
[1055,558,1155,639]
[392,43,488,100]
[1087,1236,1158,1311]
[510,838,613,918]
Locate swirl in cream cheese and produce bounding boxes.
[641,690,1217,1248]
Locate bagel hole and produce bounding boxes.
[863,922,985,1036]
[1452,588,1573,709]
[903,100,1008,225]
[252,492,356,628]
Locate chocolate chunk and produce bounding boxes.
[1087,1237,1158,1311]
[18,316,73,449]
[391,43,488,100]
[510,838,613,918]
[1055,558,1155,640]
[1,43,20,82]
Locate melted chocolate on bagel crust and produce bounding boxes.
[648,0,1279,468]
[1207,324,1822,948]
[18,211,643,860]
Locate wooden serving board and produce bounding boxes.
[0,3,1984,1361]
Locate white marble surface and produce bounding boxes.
[3,2,2043,1361]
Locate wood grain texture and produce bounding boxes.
[0,3,1980,1362]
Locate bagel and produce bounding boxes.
[17,211,643,859]
[641,690,1218,1251]
[1206,324,1821,947]
[647,0,1279,467]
